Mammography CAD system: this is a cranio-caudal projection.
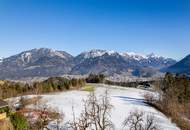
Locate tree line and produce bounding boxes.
[145,73,190,130]
[86,73,154,88]
[0,77,86,99]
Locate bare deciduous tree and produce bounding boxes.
[123,110,144,130]
[31,99,63,130]
[68,90,114,130]
[123,110,159,130]
[144,114,158,130]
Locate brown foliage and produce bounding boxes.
[145,73,190,130]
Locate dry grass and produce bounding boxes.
[81,85,95,92]
[0,118,14,130]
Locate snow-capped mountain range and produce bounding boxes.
[80,49,118,59]
[81,49,163,60]
[74,49,175,68]
[0,48,177,79]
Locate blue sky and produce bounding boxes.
[0,0,190,60]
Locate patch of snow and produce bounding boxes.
[21,52,32,63]
[107,50,117,55]
[24,65,41,70]
[121,51,166,61]
[82,50,107,58]
[146,53,161,59]
[82,49,119,59]
[49,49,66,59]
[0,57,3,62]
[121,52,148,61]
[127,52,138,56]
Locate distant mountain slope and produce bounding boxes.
[121,52,176,68]
[0,48,74,79]
[72,50,176,77]
[0,48,176,79]
[164,54,190,75]
[72,51,131,75]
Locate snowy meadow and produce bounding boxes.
[36,84,180,130]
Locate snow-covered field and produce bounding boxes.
[39,84,180,130]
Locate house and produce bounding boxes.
[0,100,8,120]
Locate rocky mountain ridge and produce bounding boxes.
[0,48,177,79]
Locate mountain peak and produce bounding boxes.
[81,49,106,58]
[22,48,73,60]
[80,49,118,59]
[121,52,147,60]
[146,53,161,59]
[2,48,74,66]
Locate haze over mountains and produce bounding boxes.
[0,48,181,80]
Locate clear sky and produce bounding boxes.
[0,0,190,60]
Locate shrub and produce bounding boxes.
[10,113,28,130]
[86,74,105,83]
[147,73,190,130]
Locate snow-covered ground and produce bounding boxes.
[38,84,180,130]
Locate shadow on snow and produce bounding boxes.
[113,96,149,107]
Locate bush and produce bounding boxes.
[10,113,28,130]
[147,73,190,130]
[0,106,11,116]
[86,74,105,83]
